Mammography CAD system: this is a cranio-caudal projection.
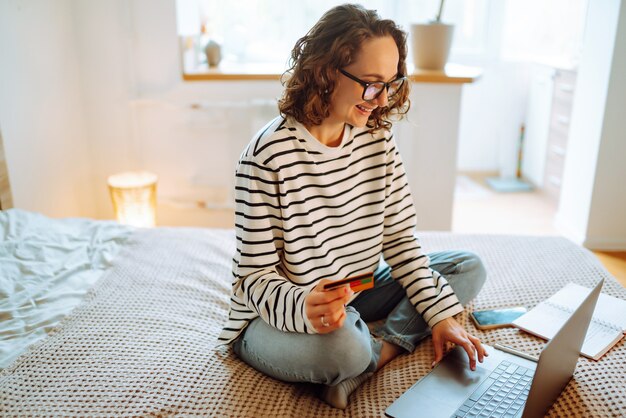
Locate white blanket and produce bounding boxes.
[0,209,132,368]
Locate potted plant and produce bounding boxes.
[411,0,454,71]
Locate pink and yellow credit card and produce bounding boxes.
[323,272,375,293]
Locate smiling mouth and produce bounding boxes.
[356,104,376,113]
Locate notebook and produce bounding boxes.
[512,282,626,360]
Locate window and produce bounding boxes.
[500,0,588,68]
[176,0,489,70]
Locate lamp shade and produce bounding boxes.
[107,171,157,227]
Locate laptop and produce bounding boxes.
[385,279,604,418]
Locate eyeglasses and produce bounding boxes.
[339,68,407,101]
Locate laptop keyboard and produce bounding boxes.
[451,360,534,418]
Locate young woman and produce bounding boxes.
[218,4,487,409]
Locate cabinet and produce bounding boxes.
[523,65,577,204]
[543,69,576,203]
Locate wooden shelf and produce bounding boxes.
[182,63,482,84]
[408,64,482,84]
[183,62,285,81]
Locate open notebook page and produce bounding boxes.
[512,283,626,360]
[549,283,626,331]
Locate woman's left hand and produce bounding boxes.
[431,316,487,371]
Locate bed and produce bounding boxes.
[1,208,625,417]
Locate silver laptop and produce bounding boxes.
[386,279,604,418]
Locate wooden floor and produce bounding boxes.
[593,251,626,286]
[453,173,626,288]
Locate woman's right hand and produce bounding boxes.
[305,279,354,333]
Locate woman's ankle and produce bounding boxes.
[375,340,404,371]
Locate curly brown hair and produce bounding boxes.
[278,4,410,132]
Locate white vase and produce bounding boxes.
[411,23,454,71]
[204,40,221,67]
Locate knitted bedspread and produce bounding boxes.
[1,228,625,417]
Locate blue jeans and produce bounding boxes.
[232,251,486,386]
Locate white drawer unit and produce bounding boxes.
[523,66,577,205]
[543,69,576,203]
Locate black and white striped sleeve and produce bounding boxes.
[231,154,318,334]
[380,134,463,327]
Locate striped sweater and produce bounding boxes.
[217,116,462,345]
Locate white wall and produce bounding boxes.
[456,63,530,175]
[72,0,137,220]
[454,0,531,175]
[74,0,284,221]
[557,0,626,250]
[0,0,283,221]
[588,0,626,249]
[396,84,464,230]
[0,0,95,218]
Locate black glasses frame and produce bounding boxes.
[339,68,407,101]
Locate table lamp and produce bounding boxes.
[107,171,157,227]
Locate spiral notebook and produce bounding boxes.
[512,283,626,360]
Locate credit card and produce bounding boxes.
[323,272,374,293]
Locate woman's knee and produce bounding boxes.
[445,251,487,305]
[463,252,487,284]
[234,312,372,385]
